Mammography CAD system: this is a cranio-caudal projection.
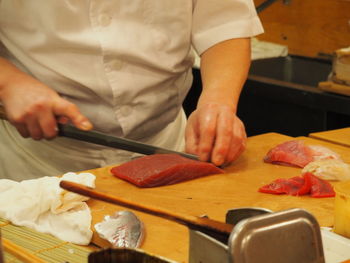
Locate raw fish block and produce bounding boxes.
[110,154,225,188]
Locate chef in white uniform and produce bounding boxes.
[0,1,263,180]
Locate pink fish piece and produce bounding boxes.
[264,140,342,168]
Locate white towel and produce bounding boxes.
[0,172,95,245]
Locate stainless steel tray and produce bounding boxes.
[229,208,325,263]
[189,208,325,263]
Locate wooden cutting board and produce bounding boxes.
[318,81,350,97]
[85,132,350,263]
[309,127,350,148]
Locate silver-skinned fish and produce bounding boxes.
[94,211,144,248]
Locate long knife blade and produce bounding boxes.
[0,105,198,160]
[58,124,199,160]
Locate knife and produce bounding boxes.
[0,105,198,160]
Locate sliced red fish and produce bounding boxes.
[258,172,335,198]
[264,140,341,168]
[110,154,225,188]
[303,172,336,198]
[259,176,311,196]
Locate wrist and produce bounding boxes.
[197,89,238,113]
[0,58,28,100]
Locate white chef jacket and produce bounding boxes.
[0,1,263,179]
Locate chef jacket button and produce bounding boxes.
[111,59,123,70]
[99,13,112,27]
[120,105,132,116]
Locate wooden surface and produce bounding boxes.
[319,81,350,97]
[59,180,234,240]
[84,132,350,263]
[309,127,350,148]
[3,238,46,263]
[254,0,350,58]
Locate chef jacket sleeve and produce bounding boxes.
[192,0,264,55]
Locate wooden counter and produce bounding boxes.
[309,127,350,148]
[85,132,350,263]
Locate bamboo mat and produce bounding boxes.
[0,218,93,263]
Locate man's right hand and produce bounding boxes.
[0,58,92,140]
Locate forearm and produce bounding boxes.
[198,38,251,112]
[0,57,27,99]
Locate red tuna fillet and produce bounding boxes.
[264,140,341,168]
[110,154,225,188]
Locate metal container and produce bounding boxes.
[189,207,271,263]
[229,208,325,263]
[189,229,229,263]
[189,208,325,263]
[225,207,272,225]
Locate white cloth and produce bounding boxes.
[250,37,288,60]
[0,1,263,179]
[0,172,95,245]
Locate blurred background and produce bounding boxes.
[183,0,350,137]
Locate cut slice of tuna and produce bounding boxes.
[258,172,335,198]
[264,140,342,168]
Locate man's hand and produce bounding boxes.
[185,103,246,166]
[186,37,251,166]
[0,59,92,140]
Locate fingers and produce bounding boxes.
[7,98,92,140]
[212,116,246,166]
[197,107,218,162]
[37,110,59,139]
[185,104,247,167]
[185,116,199,155]
[210,110,234,165]
[9,104,59,140]
[26,116,43,140]
[185,106,218,160]
[53,98,92,131]
[224,120,247,165]
[13,123,30,138]
[0,70,92,140]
